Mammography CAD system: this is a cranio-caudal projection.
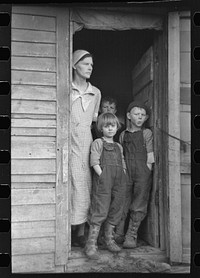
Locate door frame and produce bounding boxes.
[152,11,182,263]
[67,7,183,264]
[167,11,182,263]
[56,7,72,266]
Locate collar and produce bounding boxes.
[125,127,143,133]
[72,82,95,111]
[72,82,94,95]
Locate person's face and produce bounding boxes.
[127,107,148,128]
[74,57,93,79]
[102,123,117,138]
[101,101,117,114]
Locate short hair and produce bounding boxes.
[100,96,117,108]
[97,112,121,132]
[126,100,149,115]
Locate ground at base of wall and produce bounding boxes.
[67,241,190,273]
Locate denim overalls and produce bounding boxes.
[121,130,152,220]
[89,138,126,227]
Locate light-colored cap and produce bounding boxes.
[73,49,90,67]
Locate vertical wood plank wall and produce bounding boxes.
[11,6,64,273]
[179,11,191,264]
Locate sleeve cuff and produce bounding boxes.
[147,152,155,164]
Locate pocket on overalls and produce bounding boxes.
[96,166,105,183]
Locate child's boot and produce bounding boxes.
[123,212,145,249]
[84,224,100,260]
[104,222,121,252]
[114,219,126,244]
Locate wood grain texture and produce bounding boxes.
[12,159,56,174]
[12,127,56,137]
[12,253,55,273]
[12,13,56,31]
[12,118,56,128]
[12,237,55,255]
[12,182,55,189]
[180,52,191,84]
[12,204,55,221]
[12,41,56,57]
[180,31,190,52]
[12,71,56,86]
[168,12,182,263]
[12,99,56,114]
[12,139,56,158]
[12,5,59,16]
[55,7,71,265]
[12,174,56,183]
[12,85,56,100]
[12,188,55,205]
[12,57,56,72]
[12,220,55,239]
[12,28,56,43]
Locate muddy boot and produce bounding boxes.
[104,222,121,253]
[114,218,126,244]
[123,212,145,249]
[84,225,100,260]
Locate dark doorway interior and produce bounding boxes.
[73,28,155,121]
[73,28,157,247]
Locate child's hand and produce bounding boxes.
[93,165,102,176]
[147,163,152,171]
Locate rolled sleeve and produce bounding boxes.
[143,129,155,164]
[147,152,155,164]
[90,139,103,167]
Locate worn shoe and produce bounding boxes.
[105,239,121,252]
[123,211,145,249]
[114,233,125,245]
[84,225,100,260]
[104,222,121,253]
[123,235,137,249]
[84,243,99,260]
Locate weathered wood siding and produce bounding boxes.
[179,11,191,264]
[11,6,65,273]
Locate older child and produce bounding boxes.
[91,96,125,142]
[115,100,154,249]
[85,112,127,259]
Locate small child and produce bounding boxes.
[91,96,125,142]
[115,100,155,249]
[85,112,127,259]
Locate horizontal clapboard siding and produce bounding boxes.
[180,13,191,264]
[11,7,58,273]
[12,254,55,273]
[12,57,56,72]
[12,221,55,238]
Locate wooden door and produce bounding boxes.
[131,46,159,247]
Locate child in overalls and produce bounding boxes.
[85,112,127,259]
[115,100,154,249]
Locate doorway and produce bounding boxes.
[73,29,155,123]
[72,27,166,252]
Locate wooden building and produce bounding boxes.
[11,2,191,273]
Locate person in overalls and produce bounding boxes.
[84,112,127,259]
[114,101,155,249]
